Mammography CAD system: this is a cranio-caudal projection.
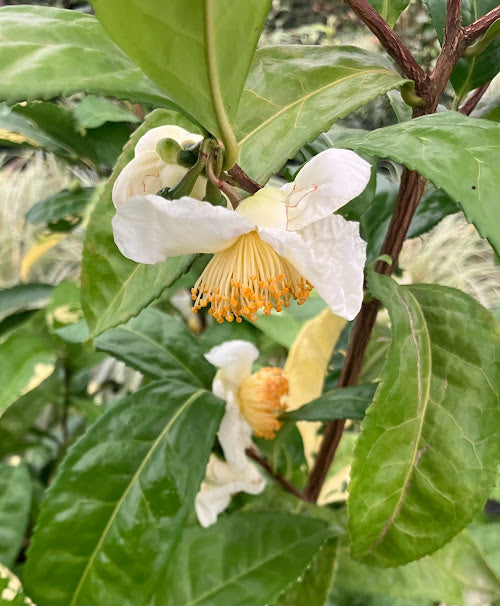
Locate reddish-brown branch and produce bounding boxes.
[227,164,262,194]
[304,170,427,501]
[459,82,491,114]
[342,0,427,84]
[304,0,493,503]
[245,447,305,500]
[464,5,500,42]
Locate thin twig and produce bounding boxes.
[342,0,427,84]
[246,447,305,501]
[459,82,491,114]
[464,5,500,43]
[205,153,243,206]
[227,164,262,194]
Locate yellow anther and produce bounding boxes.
[238,367,289,439]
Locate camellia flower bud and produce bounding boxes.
[112,125,206,208]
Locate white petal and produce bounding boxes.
[135,125,202,156]
[282,149,371,230]
[205,340,259,387]
[112,195,252,264]
[217,391,253,470]
[260,214,366,320]
[236,187,287,229]
[195,455,265,527]
[112,153,206,208]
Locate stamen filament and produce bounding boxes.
[191,232,312,323]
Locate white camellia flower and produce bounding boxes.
[112,147,370,322]
[112,125,206,207]
[195,340,289,527]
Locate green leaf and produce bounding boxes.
[468,521,500,577]
[0,103,73,155]
[0,374,62,459]
[0,284,53,323]
[331,531,500,605]
[74,96,140,130]
[368,0,410,27]
[275,538,339,606]
[91,0,271,164]
[158,512,329,606]
[24,380,224,606]
[236,45,408,183]
[0,333,56,418]
[94,308,214,388]
[334,112,500,255]
[12,102,99,163]
[0,463,31,568]
[0,564,35,606]
[81,108,199,337]
[0,6,172,106]
[26,186,94,232]
[44,280,83,333]
[424,0,500,96]
[348,274,500,566]
[286,384,377,423]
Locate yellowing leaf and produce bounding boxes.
[284,308,346,466]
[20,233,66,282]
[0,128,39,146]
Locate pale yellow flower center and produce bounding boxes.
[191,231,312,323]
[238,367,289,439]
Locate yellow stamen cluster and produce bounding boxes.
[238,367,289,439]
[191,231,312,323]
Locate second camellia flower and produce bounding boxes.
[112,129,370,322]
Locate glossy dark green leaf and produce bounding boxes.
[331,531,500,605]
[0,564,35,606]
[424,0,500,95]
[80,109,199,337]
[0,6,171,106]
[26,186,94,232]
[92,0,271,155]
[158,512,329,606]
[74,96,139,130]
[275,538,338,606]
[368,0,410,26]
[286,384,376,423]
[348,274,500,566]
[0,463,31,568]
[236,45,408,183]
[0,333,56,418]
[0,284,53,323]
[24,380,224,606]
[94,308,214,388]
[334,112,500,255]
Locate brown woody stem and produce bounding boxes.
[304,169,427,501]
[459,82,491,114]
[464,5,500,42]
[342,0,427,83]
[303,0,472,501]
